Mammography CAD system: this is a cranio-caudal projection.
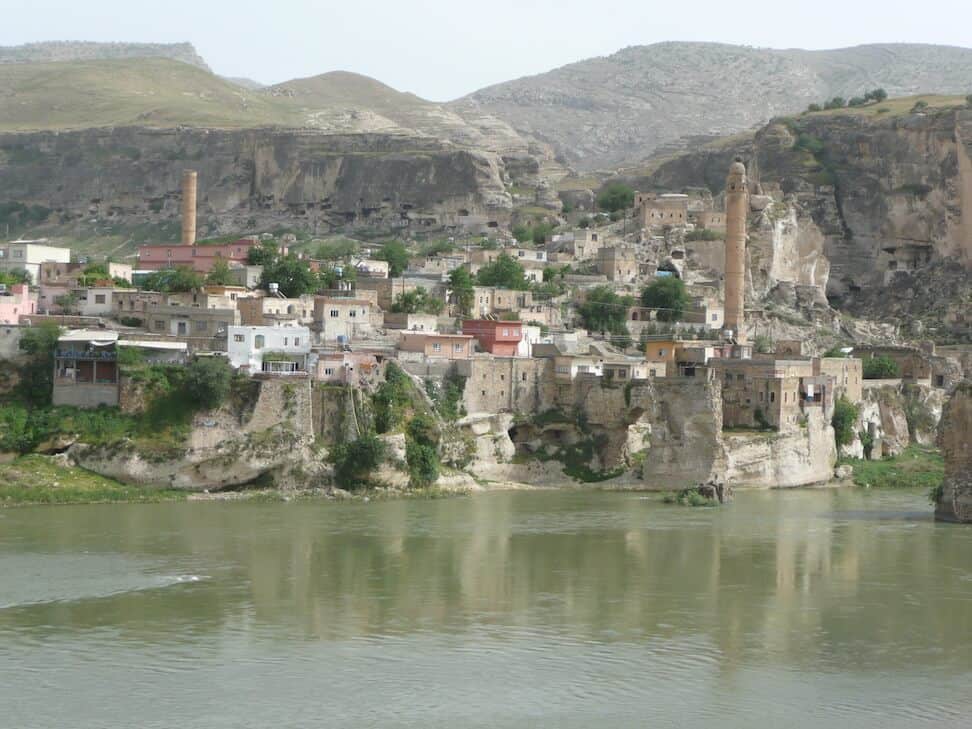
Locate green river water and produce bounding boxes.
[1,488,970,728]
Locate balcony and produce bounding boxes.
[55,349,117,361]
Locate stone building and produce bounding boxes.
[399,332,473,360]
[471,287,534,318]
[814,356,863,403]
[637,193,689,230]
[312,297,383,343]
[238,295,316,326]
[695,210,726,231]
[711,358,826,431]
[597,246,638,283]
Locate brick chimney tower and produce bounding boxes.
[724,158,748,342]
[181,170,198,245]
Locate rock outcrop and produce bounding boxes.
[640,105,972,338]
[935,382,972,523]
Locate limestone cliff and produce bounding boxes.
[71,378,324,491]
[935,382,972,523]
[640,104,972,339]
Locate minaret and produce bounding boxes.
[724,158,748,342]
[181,170,198,245]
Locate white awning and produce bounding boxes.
[117,340,188,352]
[58,329,119,344]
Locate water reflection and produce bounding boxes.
[2,490,970,673]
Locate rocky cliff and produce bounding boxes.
[0,41,210,70]
[639,103,972,339]
[456,42,972,171]
[935,382,972,523]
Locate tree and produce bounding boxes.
[866,88,888,103]
[862,354,901,379]
[391,287,444,315]
[405,412,440,488]
[824,97,847,110]
[259,256,318,297]
[578,217,591,229]
[806,103,822,113]
[578,285,632,346]
[315,239,359,260]
[448,267,475,317]
[18,323,61,407]
[0,268,31,286]
[246,239,279,266]
[330,433,386,490]
[832,396,860,448]
[142,267,204,293]
[848,97,867,107]
[476,253,528,290]
[318,264,354,291]
[641,277,689,322]
[184,357,232,411]
[597,182,634,213]
[206,258,235,286]
[375,241,410,277]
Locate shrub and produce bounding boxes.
[596,182,634,213]
[331,434,386,490]
[373,362,413,433]
[862,355,900,379]
[119,316,144,328]
[374,241,410,277]
[806,103,822,113]
[184,357,232,411]
[476,253,529,290]
[848,97,867,107]
[685,228,722,241]
[832,396,859,448]
[753,335,774,354]
[911,100,929,113]
[406,441,439,487]
[17,323,61,407]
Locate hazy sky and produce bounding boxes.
[3,0,971,100]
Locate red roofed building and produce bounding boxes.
[463,319,523,356]
[137,238,274,273]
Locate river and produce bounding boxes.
[1,488,970,728]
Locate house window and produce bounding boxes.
[481,390,486,396]
[770,392,776,403]
[512,329,519,337]
[294,338,300,347]
[503,328,510,336]
[454,343,463,352]
[659,349,666,356]
[324,368,334,376]
[284,337,289,346]
[736,374,744,381]
[95,294,106,304]
[234,334,245,343]
[522,373,527,381]
[330,310,339,318]
[500,374,505,381]
[349,310,356,318]
[154,320,165,331]
[254,335,265,350]
[650,369,657,377]
[432,343,441,352]
[556,365,570,374]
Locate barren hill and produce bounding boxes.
[453,42,972,170]
[0,41,210,70]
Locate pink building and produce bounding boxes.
[137,239,274,273]
[0,284,37,324]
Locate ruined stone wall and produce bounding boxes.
[936,382,972,522]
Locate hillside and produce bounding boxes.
[0,58,295,131]
[453,42,972,170]
[0,41,210,70]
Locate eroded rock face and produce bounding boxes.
[936,383,972,523]
[0,127,515,237]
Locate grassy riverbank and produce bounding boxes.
[839,445,944,490]
[0,455,186,506]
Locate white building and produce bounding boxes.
[227,325,311,374]
[0,241,71,283]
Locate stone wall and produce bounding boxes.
[935,382,972,523]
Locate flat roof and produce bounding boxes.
[59,329,118,343]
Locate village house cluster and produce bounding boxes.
[0,164,954,439]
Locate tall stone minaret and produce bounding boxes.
[724,158,748,342]
[181,169,198,246]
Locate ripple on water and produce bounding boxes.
[0,552,208,610]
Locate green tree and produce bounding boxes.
[862,354,901,379]
[824,97,847,110]
[391,287,444,315]
[578,217,591,229]
[641,277,689,322]
[259,256,318,297]
[315,239,359,260]
[0,268,31,286]
[476,253,529,290]
[184,357,232,411]
[448,267,475,317]
[832,396,860,448]
[375,241,411,277]
[597,182,634,213]
[866,88,888,103]
[246,239,279,266]
[205,258,235,286]
[848,96,867,107]
[142,267,204,293]
[578,285,633,346]
[806,103,822,113]
[512,224,532,243]
[18,323,61,407]
[330,433,386,490]
[406,440,439,487]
